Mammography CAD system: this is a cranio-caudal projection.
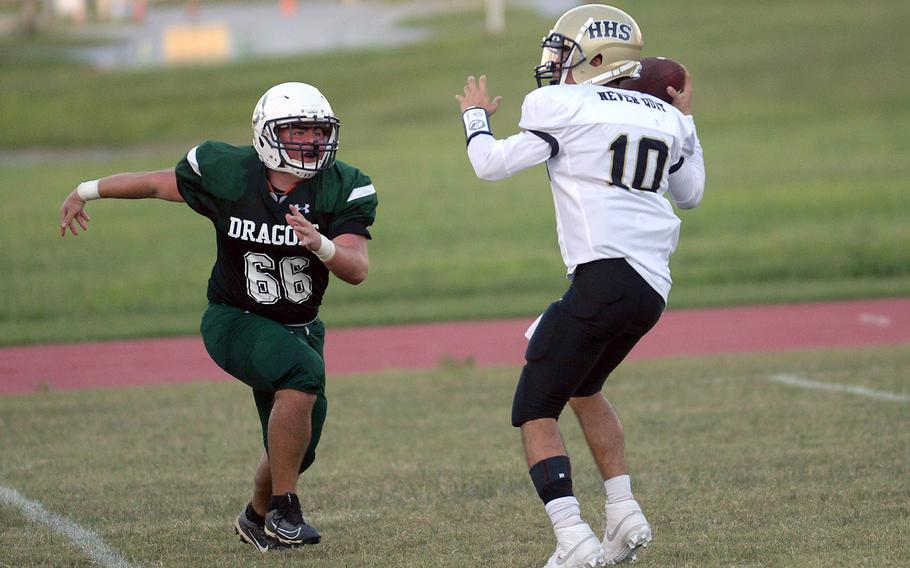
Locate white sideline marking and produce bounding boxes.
[0,485,135,568]
[858,313,891,327]
[769,374,910,402]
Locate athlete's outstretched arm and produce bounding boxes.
[456,74,552,181]
[59,169,183,237]
[285,205,369,285]
[466,131,553,181]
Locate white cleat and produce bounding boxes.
[543,523,607,568]
[602,500,652,565]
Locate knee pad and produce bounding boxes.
[511,366,566,427]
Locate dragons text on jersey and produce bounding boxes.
[227,217,320,246]
[175,140,377,325]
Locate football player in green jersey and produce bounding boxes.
[58,82,379,552]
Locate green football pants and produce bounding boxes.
[200,302,327,473]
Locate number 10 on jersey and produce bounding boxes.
[607,134,670,192]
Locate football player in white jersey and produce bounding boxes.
[456,5,705,567]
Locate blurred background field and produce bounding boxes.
[1,0,909,345]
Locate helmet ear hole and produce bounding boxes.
[591,54,603,68]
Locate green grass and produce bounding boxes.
[2,1,910,344]
[1,346,908,566]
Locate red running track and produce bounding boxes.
[1,298,908,395]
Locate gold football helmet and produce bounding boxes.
[535,4,643,88]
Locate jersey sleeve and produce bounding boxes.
[667,115,705,209]
[466,131,553,181]
[327,169,378,240]
[174,141,249,217]
[517,87,575,133]
[677,113,698,157]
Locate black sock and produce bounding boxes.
[244,503,265,526]
[269,492,298,511]
[529,455,574,504]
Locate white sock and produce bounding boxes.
[545,496,584,529]
[604,474,633,504]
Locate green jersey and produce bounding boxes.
[175,141,378,325]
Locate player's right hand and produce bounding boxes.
[286,205,321,250]
[59,190,91,237]
[456,75,502,115]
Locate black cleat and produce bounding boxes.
[264,493,321,545]
[234,509,289,552]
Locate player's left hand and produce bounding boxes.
[59,190,92,237]
[456,75,502,114]
[667,66,693,116]
[286,205,322,251]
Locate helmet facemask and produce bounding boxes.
[252,82,341,180]
[262,116,340,179]
[535,32,585,88]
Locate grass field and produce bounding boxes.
[2,3,908,566]
[1,346,908,567]
[1,0,909,344]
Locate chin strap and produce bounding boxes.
[585,61,642,87]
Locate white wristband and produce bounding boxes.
[313,234,336,262]
[76,180,101,201]
[462,106,492,145]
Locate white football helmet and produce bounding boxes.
[251,82,340,179]
[535,4,643,88]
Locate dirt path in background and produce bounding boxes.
[2,298,909,395]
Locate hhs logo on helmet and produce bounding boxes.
[586,20,633,42]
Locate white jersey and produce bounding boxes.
[467,84,705,302]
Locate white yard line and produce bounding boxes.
[769,374,910,402]
[0,485,136,568]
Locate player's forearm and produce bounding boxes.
[467,135,511,180]
[467,131,552,181]
[324,244,369,285]
[91,170,183,202]
[667,141,705,210]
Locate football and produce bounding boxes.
[617,57,686,103]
